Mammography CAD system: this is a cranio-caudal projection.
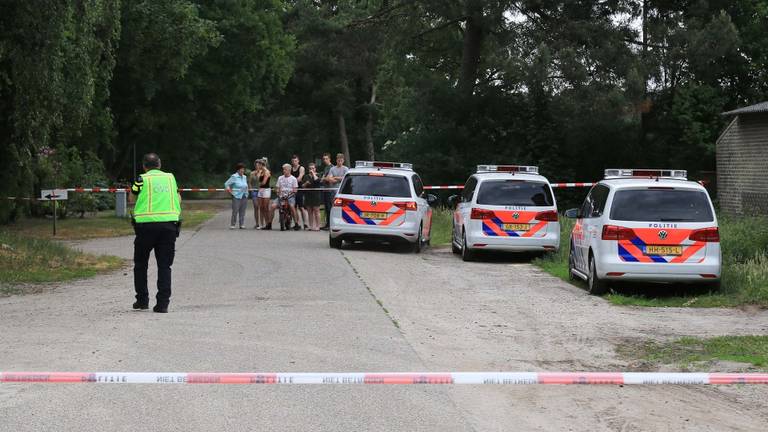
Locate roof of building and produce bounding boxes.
[722,101,768,116]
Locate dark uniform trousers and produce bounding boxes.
[134,222,177,307]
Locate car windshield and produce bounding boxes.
[340,174,411,198]
[476,180,553,206]
[610,189,714,222]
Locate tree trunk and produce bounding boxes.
[364,82,377,160]
[639,0,649,146]
[459,0,484,97]
[336,108,350,164]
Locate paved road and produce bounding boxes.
[1,209,766,431]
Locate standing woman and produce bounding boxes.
[256,159,272,230]
[225,163,249,229]
[248,160,262,229]
[302,162,323,231]
[290,155,309,230]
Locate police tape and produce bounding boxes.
[62,183,596,193]
[66,187,340,193]
[1,371,767,385]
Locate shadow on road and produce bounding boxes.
[607,281,720,299]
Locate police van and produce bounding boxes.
[450,165,560,261]
[565,169,721,295]
[329,161,436,252]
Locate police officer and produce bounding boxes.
[131,153,181,313]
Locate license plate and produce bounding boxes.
[361,212,388,220]
[502,223,531,231]
[645,245,683,256]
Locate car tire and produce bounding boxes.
[451,223,461,254]
[329,235,342,249]
[568,244,576,282]
[412,225,423,253]
[461,231,474,262]
[588,255,608,295]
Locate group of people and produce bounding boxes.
[225,152,350,231]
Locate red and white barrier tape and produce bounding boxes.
[63,184,596,193]
[2,371,766,385]
[65,187,340,193]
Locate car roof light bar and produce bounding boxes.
[355,161,413,170]
[477,165,539,174]
[604,169,687,180]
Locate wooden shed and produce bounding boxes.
[716,102,768,216]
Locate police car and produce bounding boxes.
[450,165,560,261]
[566,169,721,295]
[329,161,436,252]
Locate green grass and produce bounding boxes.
[0,200,224,293]
[531,214,768,308]
[5,200,223,240]
[619,336,768,371]
[425,209,768,307]
[430,208,453,246]
[0,231,124,292]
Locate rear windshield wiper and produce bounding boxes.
[659,218,692,222]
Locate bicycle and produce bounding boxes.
[278,193,297,231]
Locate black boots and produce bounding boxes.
[133,301,167,313]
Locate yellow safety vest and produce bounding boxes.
[133,170,181,223]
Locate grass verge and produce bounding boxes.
[5,200,223,240]
[531,215,768,308]
[427,206,768,308]
[618,336,768,371]
[0,231,123,292]
[430,208,453,246]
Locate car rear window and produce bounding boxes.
[476,180,553,206]
[610,189,714,222]
[340,174,411,198]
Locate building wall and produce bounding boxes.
[716,112,768,216]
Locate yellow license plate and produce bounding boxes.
[502,223,531,231]
[361,212,388,220]
[645,245,683,256]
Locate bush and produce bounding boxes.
[717,216,768,304]
[719,216,768,262]
[34,147,114,218]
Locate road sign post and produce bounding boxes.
[40,189,68,236]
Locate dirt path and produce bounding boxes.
[342,245,768,431]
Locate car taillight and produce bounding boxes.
[470,208,494,220]
[535,210,558,222]
[394,201,417,211]
[333,198,350,207]
[602,225,636,241]
[689,227,719,242]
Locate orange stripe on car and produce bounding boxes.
[619,240,654,263]
[670,242,705,263]
[379,208,405,226]
[521,221,547,238]
[343,208,367,225]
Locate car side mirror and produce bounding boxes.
[564,208,580,219]
[426,194,439,206]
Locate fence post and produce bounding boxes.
[115,190,128,218]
